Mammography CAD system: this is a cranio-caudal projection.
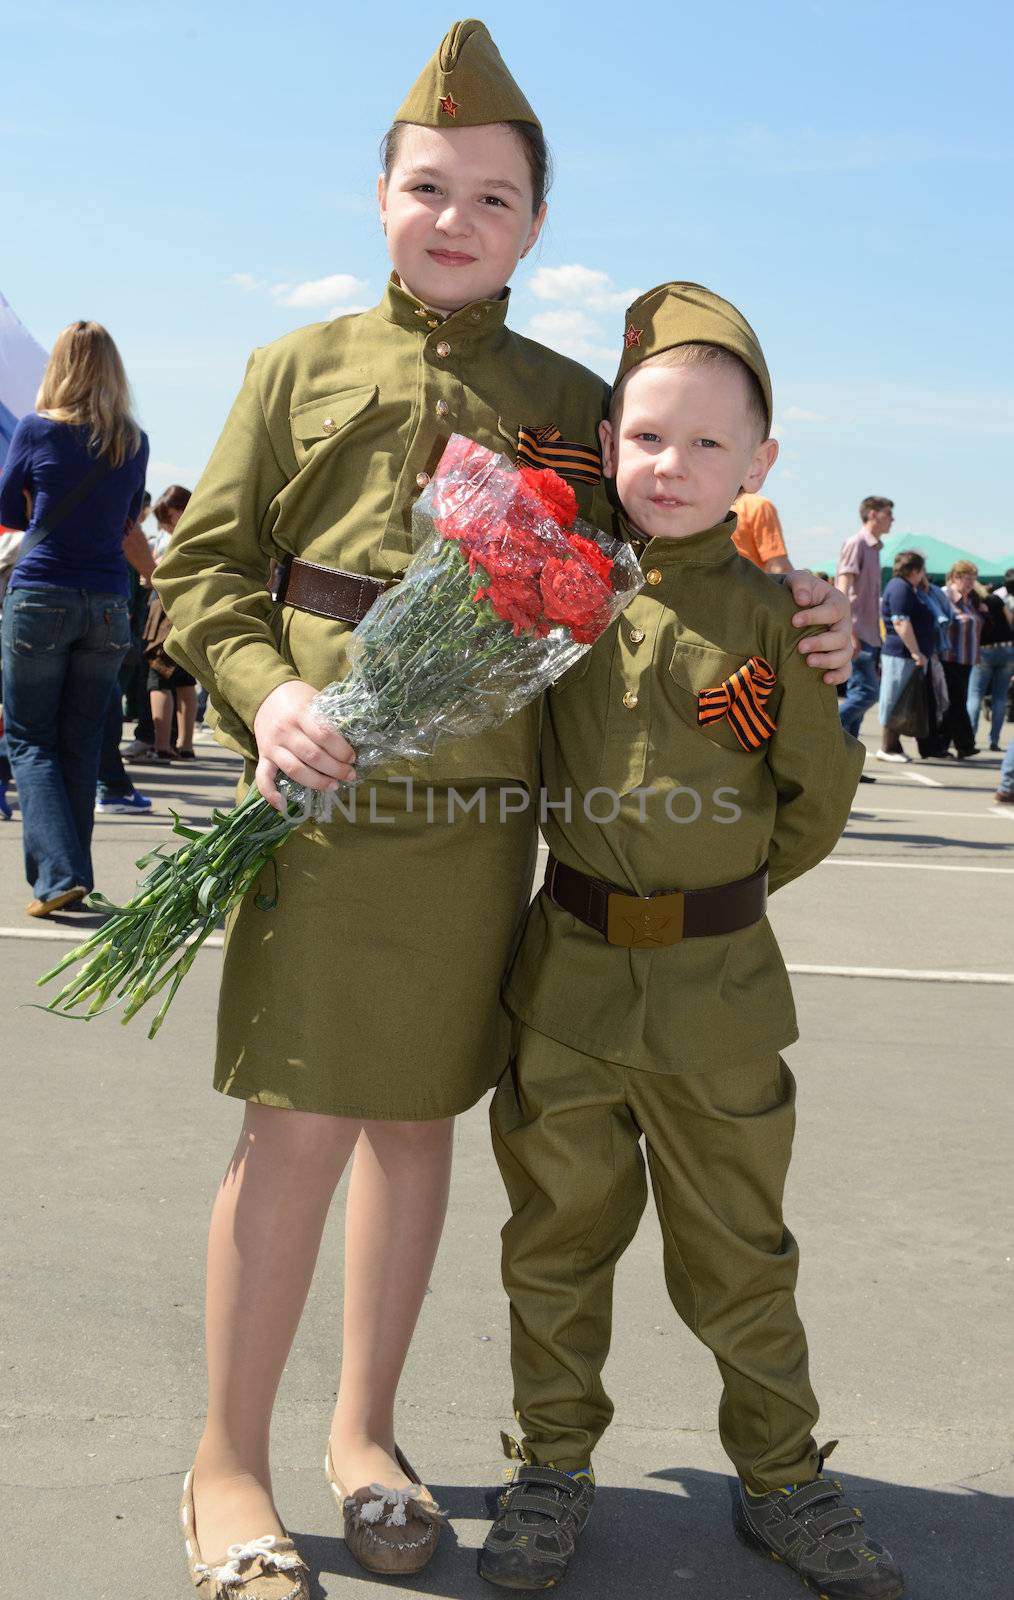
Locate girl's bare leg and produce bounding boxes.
[176,684,197,751]
[191,1104,361,1560]
[150,686,174,754]
[329,1117,455,1490]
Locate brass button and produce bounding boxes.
[470,309,482,321]
[436,400,450,418]
[321,417,337,435]
[427,318,440,328]
[416,471,431,488]
[435,340,451,357]
[645,568,662,585]
[622,690,639,709]
[629,627,645,644]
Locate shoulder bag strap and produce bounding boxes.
[12,450,117,570]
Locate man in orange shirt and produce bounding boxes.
[731,491,791,573]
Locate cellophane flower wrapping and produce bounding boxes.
[290,434,642,815]
[38,435,642,1035]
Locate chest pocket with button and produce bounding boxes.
[288,385,378,469]
[666,640,774,755]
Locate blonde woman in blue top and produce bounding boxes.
[0,321,149,914]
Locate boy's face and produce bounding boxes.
[599,362,778,542]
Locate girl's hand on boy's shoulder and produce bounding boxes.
[784,569,853,685]
[253,680,357,812]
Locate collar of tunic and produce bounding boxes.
[379,272,511,347]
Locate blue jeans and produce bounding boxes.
[97,681,135,800]
[1,587,130,899]
[999,738,1014,796]
[839,643,881,738]
[967,644,1014,748]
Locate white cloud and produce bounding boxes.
[524,309,617,375]
[225,272,263,292]
[326,303,370,319]
[529,264,639,312]
[147,458,200,488]
[271,273,368,309]
[781,405,828,423]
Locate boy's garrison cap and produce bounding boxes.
[394,19,540,130]
[616,282,772,434]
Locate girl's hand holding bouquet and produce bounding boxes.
[253,681,358,813]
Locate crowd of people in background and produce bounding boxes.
[834,495,1014,800]
[1,327,1012,920]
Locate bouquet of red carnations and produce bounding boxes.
[38,435,642,1035]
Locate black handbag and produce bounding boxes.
[885,665,929,739]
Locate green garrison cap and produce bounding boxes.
[616,282,773,434]
[394,18,540,130]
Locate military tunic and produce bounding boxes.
[492,516,864,1484]
[154,275,609,1119]
[505,516,864,1071]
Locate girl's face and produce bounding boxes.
[378,123,545,313]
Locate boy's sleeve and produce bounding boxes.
[0,418,32,529]
[153,351,299,752]
[765,629,864,894]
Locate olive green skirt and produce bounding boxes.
[214,780,537,1120]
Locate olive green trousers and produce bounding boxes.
[490,1025,820,1490]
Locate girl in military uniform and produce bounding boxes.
[157,21,852,1596]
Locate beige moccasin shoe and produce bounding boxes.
[324,1442,446,1575]
[179,1468,309,1599]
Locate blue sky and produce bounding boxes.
[4,0,1013,568]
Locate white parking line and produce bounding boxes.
[0,925,225,948]
[825,857,1014,874]
[789,964,1013,985]
[6,927,1008,988]
[899,771,944,787]
[850,808,1014,821]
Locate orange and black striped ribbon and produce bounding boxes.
[698,655,777,751]
[516,424,602,484]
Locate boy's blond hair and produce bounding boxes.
[609,342,769,441]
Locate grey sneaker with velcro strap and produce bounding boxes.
[734,1442,906,1598]
[479,1465,595,1590]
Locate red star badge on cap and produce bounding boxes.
[439,93,460,117]
[624,326,642,349]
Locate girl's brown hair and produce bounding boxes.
[37,321,141,469]
[947,560,978,582]
[380,119,553,213]
[152,485,192,529]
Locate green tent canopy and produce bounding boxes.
[878,531,1008,584]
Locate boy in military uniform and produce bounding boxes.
[481,284,905,1599]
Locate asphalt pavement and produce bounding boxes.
[3,714,1012,1600]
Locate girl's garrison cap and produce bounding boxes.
[394,18,541,131]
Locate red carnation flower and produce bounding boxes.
[475,573,546,637]
[540,556,612,644]
[519,467,578,530]
[466,522,545,580]
[566,532,614,585]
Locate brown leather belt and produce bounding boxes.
[544,853,768,948]
[271,557,395,624]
